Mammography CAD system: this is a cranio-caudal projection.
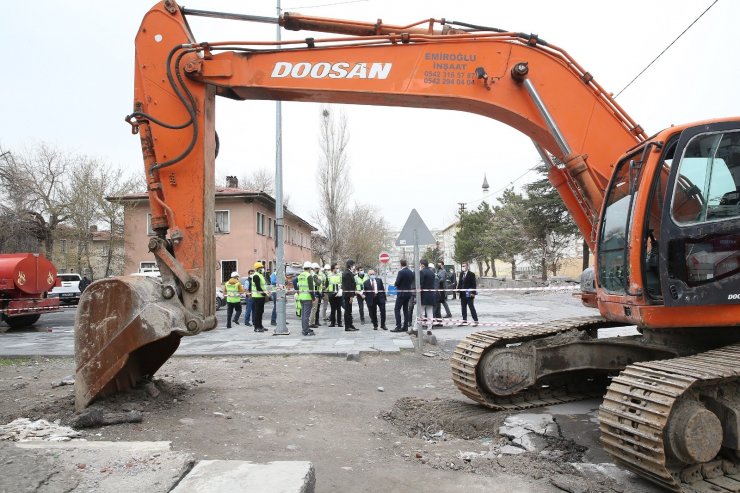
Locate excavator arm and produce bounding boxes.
[75,0,647,409]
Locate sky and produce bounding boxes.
[2,0,738,231]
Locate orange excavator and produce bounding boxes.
[75,1,740,490]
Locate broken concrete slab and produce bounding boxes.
[9,441,192,493]
[171,460,315,493]
[499,413,558,437]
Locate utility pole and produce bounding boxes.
[273,0,289,335]
[457,202,466,215]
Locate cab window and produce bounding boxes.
[671,132,740,225]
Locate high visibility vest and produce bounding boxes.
[327,273,341,293]
[297,271,312,301]
[251,272,267,298]
[225,281,241,303]
[355,274,367,292]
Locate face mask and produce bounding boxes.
[370,275,376,280]
[359,270,364,275]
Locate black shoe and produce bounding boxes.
[381,326,388,330]
[254,328,260,332]
[226,326,231,329]
[328,324,336,327]
[345,327,359,332]
[303,331,316,336]
[373,326,378,330]
[245,322,252,326]
[233,319,240,325]
[390,328,405,333]
[309,324,318,328]
[270,321,277,326]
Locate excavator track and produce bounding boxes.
[600,345,740,493]
[451,316,624,411]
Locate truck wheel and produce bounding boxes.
[6,314,41,329]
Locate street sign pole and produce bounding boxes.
[395,209,435,353]
[413,229,422,352]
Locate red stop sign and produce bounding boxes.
[379,252,390,264]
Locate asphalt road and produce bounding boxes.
[0,290,599,358]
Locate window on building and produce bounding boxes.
[220,260,237,283]
[268,218,273,238]
[215,210,230,234]
[60,239,67,254]
[140,261,156,271]
[257,212,265,235]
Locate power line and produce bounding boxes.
[615,0,719,98]
[285,0,368,10]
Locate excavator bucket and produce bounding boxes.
[74,276,187,411]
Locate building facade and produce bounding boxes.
[51,226,125,279]
[115,188,316,283]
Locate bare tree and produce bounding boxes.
[0,148,42,252]
[310,233,330,266]
[240,167,275,194]
[341,203,388,268]
[0,144,72,257]
[315,105,351,262]
[64,157,98,275]
[97,168,139,277]
[63,157,138,278]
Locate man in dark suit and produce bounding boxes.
[341,259,359,331]
[418,259,437,331]
[392,259,414,332]
[457,261,478,326]
[363,269,387,330]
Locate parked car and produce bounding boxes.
[216,286,225,310]
[49,273,82,304]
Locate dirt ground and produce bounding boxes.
[0,349,641,492]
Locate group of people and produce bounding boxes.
[294,260,388,336]
[222,258,479,336]
[223,261,271,331]
[392,259,478,332]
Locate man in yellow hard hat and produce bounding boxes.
[251,261,268,332]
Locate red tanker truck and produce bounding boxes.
[0,253,60,332]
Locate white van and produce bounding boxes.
[49,273,82,304]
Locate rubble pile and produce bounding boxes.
[0,418,82,442]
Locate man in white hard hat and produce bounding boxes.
[224,271,245,329]
[309,262,323,329]
[321,264,331,322]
